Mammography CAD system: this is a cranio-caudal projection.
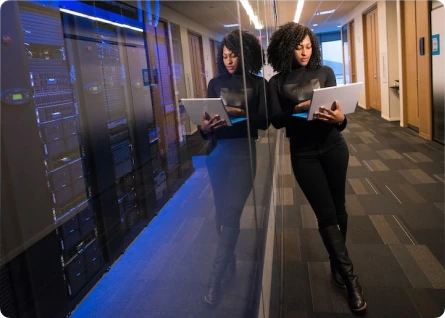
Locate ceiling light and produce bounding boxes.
[60,8,143,32]
[293,0,305,23]
[224,23,240,28]
[337,25,341,28]
[239,0,264,29]
[313,24,318,27]
[315,9,335,16]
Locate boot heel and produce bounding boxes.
[346,277,367,312]
[319,226,367,313]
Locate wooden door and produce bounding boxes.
[342,21,357,84]
[188,32,207,98]
[342,24,349,84]
[349,21,357,83]
[400,0,432,135]
[209,39,218,78]
[414,0,430,130]
[402,1,420,128]
[213,41,220,70]
[364,7,381,111]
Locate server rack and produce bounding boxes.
[146,21,192,199]
[154,20,180,176]
[0,3,105,316]
[18,3,104,299]
[61,10,163,254]
[1,1,194,317]
[120,28,164,212]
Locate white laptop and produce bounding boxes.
[292,82,364,120]
[181,98,247,126]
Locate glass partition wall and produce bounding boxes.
[0,1,278,318]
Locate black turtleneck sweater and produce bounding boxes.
[203,73,268,140]
[269,65,347,147]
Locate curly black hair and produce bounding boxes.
[217,29,264,76]
[267,22,322,73]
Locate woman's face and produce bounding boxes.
[294,34,312,67]
[223,46,239,74]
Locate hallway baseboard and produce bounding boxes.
[382,114,401,122]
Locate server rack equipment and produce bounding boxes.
[23,0,106,296]
[20,2,104,297]
[61,10,156,260]
[1,1,194,317]
[1,2,102,317]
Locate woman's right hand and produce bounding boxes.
[294,100,311,113]
[201,112,227,133]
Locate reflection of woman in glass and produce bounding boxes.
[267,22,366,312]
[200,30,268,306]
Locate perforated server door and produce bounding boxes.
[18,2,103,298]
[62,14,124,264]
[120,29,159,213]
[145,24,169,202]
[1,2,56,265]
[63,11,156,260]
[154,21,181,185]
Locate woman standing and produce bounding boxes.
[267,22,366,312]
[200,29,268,306]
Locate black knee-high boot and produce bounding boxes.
[221,254,236,289]
[214,222,236,289]
[338,214,348,240]
[205,226,240,306]
[319,225,367,312]
[330,215,348,289]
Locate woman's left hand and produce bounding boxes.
[313,100,345,124]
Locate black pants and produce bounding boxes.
[207,138,257,230]
[290,131,349,229]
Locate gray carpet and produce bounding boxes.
[271,108,445,318]
[69,107,444,318]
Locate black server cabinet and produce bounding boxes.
[0,2,71,317]
[147,21,194,199]
[1,2,102,317]
[62,13,158,258]
[120,29,159,215]
[62,15,125,263]
[1,2,57,267]
[1,1,193,317]
[17,2,104,300]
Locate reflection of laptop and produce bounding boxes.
[181,98,246,126]
[292,82,363,121]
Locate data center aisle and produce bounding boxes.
[70,143,261,318]
[271,108,445,318]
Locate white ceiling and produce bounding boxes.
[161,0,362,36]
[162,1,258,37]
[275,0,362,33]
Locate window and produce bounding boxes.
[316,31,344,85]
